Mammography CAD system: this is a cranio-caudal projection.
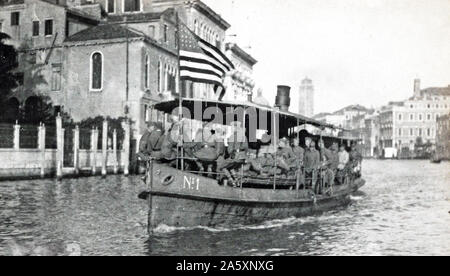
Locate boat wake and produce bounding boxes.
[152,215,337,234]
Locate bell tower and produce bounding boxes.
[413,78,421,98]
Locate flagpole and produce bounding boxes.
[176,11,184,171]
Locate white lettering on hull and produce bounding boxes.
[183,176,200,191]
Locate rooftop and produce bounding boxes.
[107,9,173,23]
[421,85,450,96]
[190,0,231,30]
[225,43,257,66]
[0,0,24,6]
[65,24,142,42]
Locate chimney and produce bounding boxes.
[414,79,421,98]
[275,85,291,112]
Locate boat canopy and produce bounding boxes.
[151,96,335,129]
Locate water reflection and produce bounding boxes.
[0,160,449,255]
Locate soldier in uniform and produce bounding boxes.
[329,142,340,183]
[193,123,221,175]
[292,138,305,167]
[349,142,363,178]
[291,138,305,187]
[138,122,166,161]
[277,137,295,172]
[257,146,278,176]
[304,138,320,192]
[318,139,335,193]
[337,144,350,184]
[217,123,248,186]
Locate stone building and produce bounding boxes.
[436,113,450,160]
[0,0,101,121]
[151,0,231,100]
[2,0,259,140]
[222,42,256,102]
[63,14,179,136]
[1,0,182,136]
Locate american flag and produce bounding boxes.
[179,21,234,100]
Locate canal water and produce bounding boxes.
[0,160,449,256]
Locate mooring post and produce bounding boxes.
[113,129,118,174]
[13,121,20,150]
[91,127,98,175]
[123,121,130,176]
[74,125,80,176]
[147,159,154,234]
[56,115,63,181]
[101,120,108,178]
[38,123,46,178]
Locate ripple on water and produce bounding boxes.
[0,160,449,255]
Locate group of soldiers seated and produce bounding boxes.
[138,120,362,192]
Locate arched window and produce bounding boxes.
[215,34,220,48]
[157,61,162,92]
[90,52,103,90]
[194,20,198,35]
[144,54,150,89]
[164,64,169,91]
[202,25,206,40]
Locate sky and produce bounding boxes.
[203,0,450,114]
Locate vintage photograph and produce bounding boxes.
[0,0,449,257]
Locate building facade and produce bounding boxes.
[0,0,100,122]
[1,0,180,137]
[2,0,259,140]
[298,77,314,117]
[152,0,231,100]
[222,42,256,102]
[436,113,450,160]
[378,80,450,157]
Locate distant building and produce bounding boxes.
[378,80,450,157]
[313,113,346,128]
[436,113,450,160]
[298,77,314,117]
[223,42,257,102]
[313,105,372,129]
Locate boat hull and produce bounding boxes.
[142,163,365,229]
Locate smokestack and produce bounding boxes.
[275,85,291,112]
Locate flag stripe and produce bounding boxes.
[180,59,225,76]
[201,49,231,72]
[180,50,228,74]
[179,66,222,79]
[198,40,234,70]
[180,76,225,88]
[178,20,234,98]
[180,71,223,83]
